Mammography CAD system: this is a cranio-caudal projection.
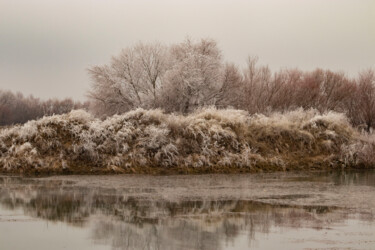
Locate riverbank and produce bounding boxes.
[0,108,374,175]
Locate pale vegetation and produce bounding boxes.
[0,108,373,174]
[1,38,374,173]
[88,38,375,132]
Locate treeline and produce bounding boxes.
[0,90,89,126]
[89,38,375,131]
[1,38,374,130]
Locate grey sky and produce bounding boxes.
[0,0,374,100]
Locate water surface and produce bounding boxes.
[0,170,374,249]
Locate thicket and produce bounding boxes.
[0,108,373,174]
[89,38,375,131]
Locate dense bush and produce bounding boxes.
[0,108,373,174]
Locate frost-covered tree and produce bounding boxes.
[88,42,169,115]
[161,38,224,113]
[89,39,226,114]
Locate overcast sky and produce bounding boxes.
[0,0,374,100]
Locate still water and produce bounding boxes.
[0,170,375,250]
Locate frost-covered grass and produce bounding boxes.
[0,108,374,174]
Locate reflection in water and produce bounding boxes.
[0,171,375,250]
[283,170,375,187]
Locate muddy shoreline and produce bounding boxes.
[1,162,373,176]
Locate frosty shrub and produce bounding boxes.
[0,108,373,174]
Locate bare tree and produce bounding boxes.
[267,69,302,111]
[357,69,375,131]
[213,63,243,109]
[240,57,273,114]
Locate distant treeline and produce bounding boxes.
[88,38,375,131]
[1,38,374,130]
[0,90,89,126]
